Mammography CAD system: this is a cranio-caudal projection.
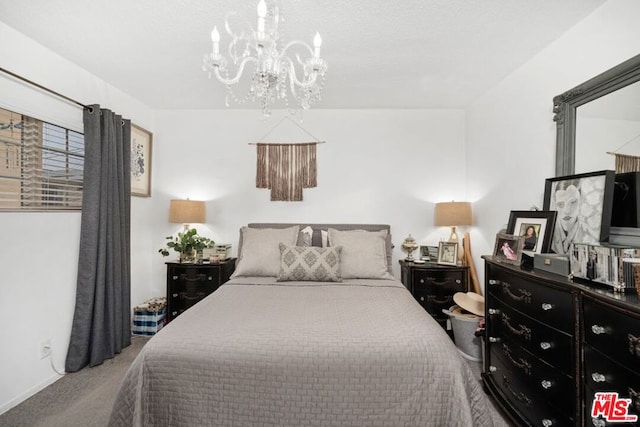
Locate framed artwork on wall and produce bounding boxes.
[131,124,152,197]
[506,210,557,255]
[543,170,615,254]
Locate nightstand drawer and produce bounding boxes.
[166,260,235,322]
[399,260,469,333]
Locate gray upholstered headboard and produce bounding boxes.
[241,223,394,272]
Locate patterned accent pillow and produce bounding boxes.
[277,244,342,282]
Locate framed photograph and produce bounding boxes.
[543,170,615,254]
[493,233,525,265]
[506,210,557,255]
[437,242,458,266]
[420,245,438,261]
[131,124,153,197]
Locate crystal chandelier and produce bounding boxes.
[202,0,328,117]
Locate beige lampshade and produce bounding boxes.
[434,201,473,227]
[169,199,206,225]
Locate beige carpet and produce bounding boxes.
[0,336,149,427]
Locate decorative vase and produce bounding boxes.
[179,250,196,263]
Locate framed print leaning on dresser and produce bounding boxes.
[543,170,615,254]
[131,124,153,197]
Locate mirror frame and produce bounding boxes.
[553,53,640,176]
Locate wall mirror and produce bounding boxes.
[553,53,640,245]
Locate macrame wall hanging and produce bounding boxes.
[250,116,325,201]
[607,133,640,173]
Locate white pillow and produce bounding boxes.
[327,228,394,280]
[232,226,300,277]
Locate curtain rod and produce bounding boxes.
[0,67,90,110]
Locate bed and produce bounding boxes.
[108,224,495,426]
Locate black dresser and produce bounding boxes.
[483,257,640,427]
[166,259,235,323]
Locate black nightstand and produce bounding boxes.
[399,260,469,332]
[166,259,236,323]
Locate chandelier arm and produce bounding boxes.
[282,56,319,89]
[280,40,314,59]
[213,56,258,85]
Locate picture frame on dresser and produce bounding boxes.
[492,233,524,265]
[420,245,438,261]
[543,170,615,255]
[506,210,557,255]
[437,242,457,266]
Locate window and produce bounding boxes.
[0,107,84,211]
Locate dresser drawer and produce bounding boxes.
[584,346,640,426]
[583,298,640,375]
[487,267,573,333]
[490,337,574,414]
[488,296,573,373]
[488,354,574,426]
[413,269,465,289]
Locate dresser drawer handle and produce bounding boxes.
[592,372,606,383]
[489,279,500,285]
[501,313,532,341]
[502,283,532,304]
[420,296,425,301]
[541,303,553,311]
[541,380,553,389]
[179,291,206,301]
[172,293,178,298]
[488,308,500,315]
[540,342,552,350]
[489,365,497,373]
[591,418,606,427]
[489,337,500,343]
[420,279,425,284]
[502,375,533,406]
[542,419,554,427]
[502,343,532,375]
[428,295,453,304]
[455,279,461,284]
[172,275,179,280]
[591,325,607,335]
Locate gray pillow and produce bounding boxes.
[232,226,300,277]
[327,228,394,280]
[277,244,342,282]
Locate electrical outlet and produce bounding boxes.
[40,339,51,359]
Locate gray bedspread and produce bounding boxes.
[109,278,495,426]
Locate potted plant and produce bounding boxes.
[158,228,215,263]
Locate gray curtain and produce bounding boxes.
[65,105,132,373]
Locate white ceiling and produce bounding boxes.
[1,0,606,110]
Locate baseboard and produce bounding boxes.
[0,373,62,415]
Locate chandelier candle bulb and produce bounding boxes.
[211,27,220,54]
[257,0,267,35]
[313,33,322,58]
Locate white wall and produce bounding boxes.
[150,108,468,295]
[2,0,640,414]
[466,0,640,283]
[0,22,155,413]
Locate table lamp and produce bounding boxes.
[169,199,206,231]
[434,201,473,258]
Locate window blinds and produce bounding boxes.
[0,107,84,210]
